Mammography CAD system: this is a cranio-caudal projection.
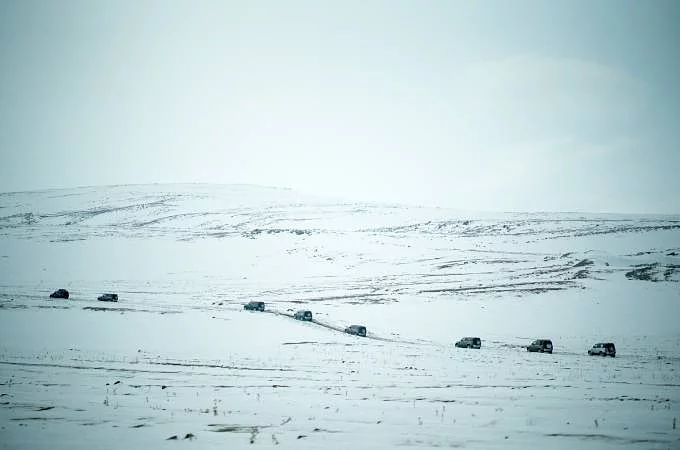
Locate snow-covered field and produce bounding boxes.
[1,184,679,449]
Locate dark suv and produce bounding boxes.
[455,337,481,349]
[294,310,312,321]
[588,342,616,357]
[527,339,553,353]
[344,325,367,337]
[98,293,118,302]
[50,289,69,299]
[244,301,265,311]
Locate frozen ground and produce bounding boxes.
[1,184,679,449]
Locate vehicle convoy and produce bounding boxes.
[244,301,265,311]
[455,337,481,349]
[527,339,553,353]
[98,293,118,302]
[344,325,367,337]
[588,342,616,357]
[294,310,312,321]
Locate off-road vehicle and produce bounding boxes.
[50,289,69,299]
[294,310,312,321]
[244,301,265,311]
[98,293,118,302]
[344,325,367,337]
[588,342,616,357]
[455,337,481,349]
[527,339,553,353]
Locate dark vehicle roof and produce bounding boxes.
[532,339,552,344]
[297,310,311,313]
[462,337,481,340]
[247,301,264,305]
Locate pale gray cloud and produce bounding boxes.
[0,0,678,212]
[451,56,648,139]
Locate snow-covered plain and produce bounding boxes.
[1,184,679,449]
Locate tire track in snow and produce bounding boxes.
[262,309,423,345]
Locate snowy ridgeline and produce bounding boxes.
[0,184,679,449]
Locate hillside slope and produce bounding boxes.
[1,183,678,336]
[1,184,679,449]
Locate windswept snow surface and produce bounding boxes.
[1,184,679,449]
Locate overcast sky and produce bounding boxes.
[1,1,678,213]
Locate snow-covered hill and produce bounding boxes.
[1,184,679,449]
